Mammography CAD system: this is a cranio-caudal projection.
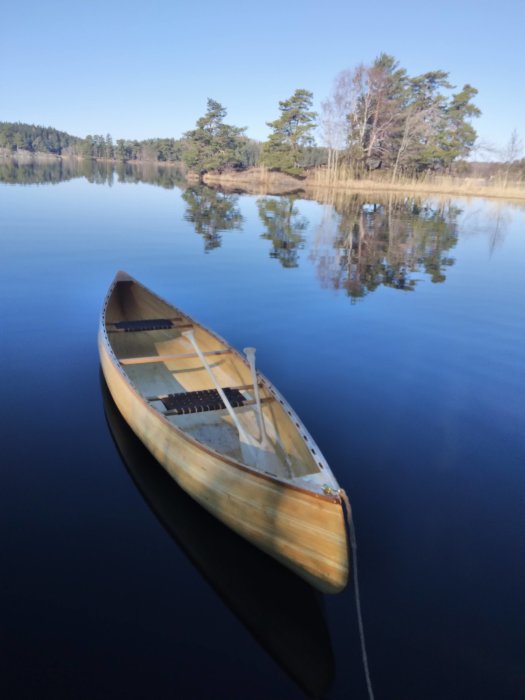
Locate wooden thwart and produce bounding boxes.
[107,317,192,333]
[119,349,231,366]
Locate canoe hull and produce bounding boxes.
[99,329,349,594]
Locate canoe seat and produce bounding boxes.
[108,318,189,332]
[159,388,247,415]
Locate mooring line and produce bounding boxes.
[339,488,375,700]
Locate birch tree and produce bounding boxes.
[322,56,481,176]
[320,69,359,178]
[501,129,523,184]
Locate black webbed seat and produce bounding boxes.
[159,388,247,415]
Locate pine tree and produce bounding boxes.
[105,133,114,160]
[260,89,317,176]
[183,99,246,177]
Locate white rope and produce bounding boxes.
[339,488,375,700]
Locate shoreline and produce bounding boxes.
[203,167,525,203]
[2,152,524,202]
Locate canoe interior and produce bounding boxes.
[104,278,335,490]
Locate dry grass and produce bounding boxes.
[201,166,525,202]
[307,167,525,202]
[202,167,305,195]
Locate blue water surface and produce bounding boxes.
[1,165,524,699]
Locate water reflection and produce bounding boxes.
[2,158,517,304]
[114,161,187,189]
[0,157,80,185]
[310,194,461,300]
[0,157,186,189]
[257,195,307,268]
[101,377,334,699]
[460,201,512,255]
[182,185,243,251]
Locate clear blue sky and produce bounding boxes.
[2,0,524,154]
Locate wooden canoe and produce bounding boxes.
[101,376,335,696]
[98,271,349,593]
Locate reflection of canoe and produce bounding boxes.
[98,271,348,593]
[101,376,335,698]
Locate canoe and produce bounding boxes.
[101,376,335,697]
[98,271,349,593]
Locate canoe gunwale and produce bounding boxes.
[99,273,343,505]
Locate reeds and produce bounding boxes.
[307,166,525,201]
[204,166,525,202]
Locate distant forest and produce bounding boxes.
[0,121,198,163]
[0,121,326,167]
[1,54,523,180]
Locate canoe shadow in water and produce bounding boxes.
[100,374,335,699]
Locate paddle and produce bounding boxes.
[182,330,251,443]
[245,346,293,477]
[182,331,289,475]
[243,347,269,445]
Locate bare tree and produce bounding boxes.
[501,129,523,185]
[320,68,363,180]
[390,104,441,182]
[323,55,408,176]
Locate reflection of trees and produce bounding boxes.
[182,186,243,252]
[0,158,79,185]
[310,194,461,300]
[79,160,187,188]
[114,161,187,189]
[460,202,512,257]
[257,196,308,268]
[0,157,187,189]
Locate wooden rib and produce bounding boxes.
[162,396,274,417]
[119,349,232,366]
[146,383,263,402]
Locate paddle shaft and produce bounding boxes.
[182,331,251,445]
[244,347,269,444]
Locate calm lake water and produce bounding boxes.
[1,160,524,699]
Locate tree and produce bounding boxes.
[237,137,261,167]
[391,70,452,176]
[81,135,94,158]
[322,57,481,177]
[105,133,114,160]
[0,121,84,155]
[345,55,408,174]
[436,84,481,170]
[260,89,317,176]
[322,56,409,176]
[321,70,359,179]
[115,139,128,161]
[501,129,523,185]
[391,76,480,174]
[390,103,436,182]
[183,99,246,178]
